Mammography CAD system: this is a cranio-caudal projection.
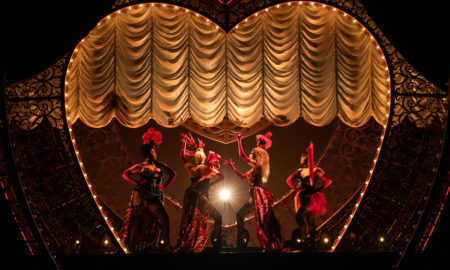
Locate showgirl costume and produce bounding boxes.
[120,128,176,253]
[228,132,284,250]
[171,133,223,253]
[285,142,332,242]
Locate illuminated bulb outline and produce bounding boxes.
[64,1,392,255]
[64,68,130,253]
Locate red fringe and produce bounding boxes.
[253,186,284,249]
[120,191,135,244]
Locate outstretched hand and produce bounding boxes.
[224,158,235,168]
[231,131,243,140]
[180,133,188,142]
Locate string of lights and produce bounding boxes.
[64,1,391,253]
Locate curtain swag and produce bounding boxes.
[66,4,389,128]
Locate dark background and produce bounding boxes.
[1,0,449,266]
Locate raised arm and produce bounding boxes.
[286,169,301,191]
[234,133,251,164]
[179,134,197,177]
[180,136,188,164]
[122,164,143,184]
[224,158,250,180]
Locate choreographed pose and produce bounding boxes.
[120,127,176,253]
[225,132,284,250]
[285,142,332,248]
[171,133,224,253]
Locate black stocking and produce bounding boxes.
[148,200,169,248]
[236,199,253,247]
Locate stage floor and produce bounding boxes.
[59,250,398,270]
[11,249,449,270]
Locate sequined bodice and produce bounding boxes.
[134,168,164,201]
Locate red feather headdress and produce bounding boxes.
[181,133,222,168]
[181,132,205,156]
[142,127,162,147]
[205,151,222,170]
[256,131,273,149]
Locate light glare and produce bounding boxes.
[219,189,231,200]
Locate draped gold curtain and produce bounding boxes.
[66,4,389,128]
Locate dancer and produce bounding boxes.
[120,127,176,253]
[225,132,284,250]
[171,133,224,252]
[285,142,332,249]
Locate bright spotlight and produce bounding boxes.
[219,189,231,201]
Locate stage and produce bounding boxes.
[1,1,449,270]
[10,250,450,270]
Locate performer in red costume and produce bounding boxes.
[171,133,224,252]
[120,127,176,253]
[285,142,332,249]
[225,132,284,250]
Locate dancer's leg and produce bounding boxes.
[128,191,144,252]
[208,203,222,247]
[148,200,169,248]
[236,198,253,247]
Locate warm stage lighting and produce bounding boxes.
[219,189,231,201]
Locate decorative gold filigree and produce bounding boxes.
[5,56,67,130]
[5,57,66,99]
[6,99,64,131]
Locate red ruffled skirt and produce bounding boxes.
[171,187,210,253]
[253,186,284,249]
[294,191,327,217]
